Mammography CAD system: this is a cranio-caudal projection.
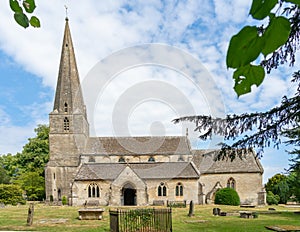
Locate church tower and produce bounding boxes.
[45,18,89,203]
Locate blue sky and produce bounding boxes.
[0,1,298,183]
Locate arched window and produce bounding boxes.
[64,102,68,112]
[148,156,155,162]
[64,117,70,131]
[88,183,100,198]
[118,157,125,163]
[227,177,236,189]
[175,183,183,196]
[158,182,167,196]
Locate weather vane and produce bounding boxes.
[64,5,68,19]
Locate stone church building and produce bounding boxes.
[45,19,266,206]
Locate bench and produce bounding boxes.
[78,208,104,220]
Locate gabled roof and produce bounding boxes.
[192,149,264,174]
[74,162,199,181]
[83,136,191,155]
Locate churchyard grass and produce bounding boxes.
[0,203,299,231]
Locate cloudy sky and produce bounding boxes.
[0,0,298,183]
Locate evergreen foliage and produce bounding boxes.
[265,173,291,204]
[266,191,280,205]
[62,196,68,205]
[0,125,49,201]
[283,125,300,201]
[0,184,25,205]
[14,172,45,201]
[0,166,10,184]
[214,188,240,206]
[287,171,300,202]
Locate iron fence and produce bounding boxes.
[109,208,172,232]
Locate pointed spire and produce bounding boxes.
[53,18,86,117]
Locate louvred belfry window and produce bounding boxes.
[64,117,70,131]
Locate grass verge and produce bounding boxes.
[0,204,299,231]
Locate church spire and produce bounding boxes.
[53,18,86,117]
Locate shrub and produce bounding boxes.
[266,191,280,205]
[0,184,26,205]
[62,196,68,205]
[214,188,240,206]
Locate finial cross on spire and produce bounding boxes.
[64,5,68,19]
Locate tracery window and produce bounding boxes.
[64,117,70,131]
[158,182,167,196]
[227,177,236,189]
[88,183,100,198]
[175,183,183,196]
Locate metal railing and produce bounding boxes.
[110,208,172,232]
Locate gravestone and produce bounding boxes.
[188,201,194,217]
[26,203,34,226]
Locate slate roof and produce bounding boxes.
[75,162,199,181]
[83,136,191,155]
[192,149,264,174]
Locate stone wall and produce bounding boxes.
[200,172,263,205]
[72,180,111,206]
[45,166,79,202]
[146,179,198,205]
[71,177,199,206]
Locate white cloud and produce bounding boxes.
[0,106,36,154]
[0,0,296,180]
[213,0,251,24]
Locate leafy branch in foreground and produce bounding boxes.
[227,0,299,96]
[9,0,40,28]
[174,71,300,160]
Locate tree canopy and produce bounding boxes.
[174,0,300,159]
[0,124,49,201]
[174,1,300,202]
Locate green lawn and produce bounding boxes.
[0,204,299,231]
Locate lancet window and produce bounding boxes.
[88,183,100,198]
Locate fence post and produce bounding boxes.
[109,209,119,232]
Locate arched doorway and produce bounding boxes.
[57,189,61,201]
[206,182,222,204]
[122,183,136,206]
